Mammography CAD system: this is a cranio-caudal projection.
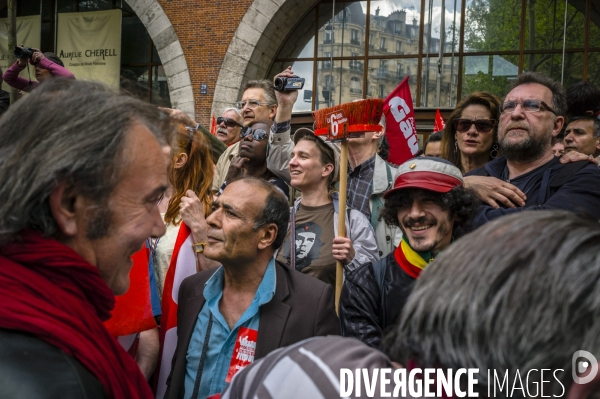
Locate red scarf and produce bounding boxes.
[0,231,153,399]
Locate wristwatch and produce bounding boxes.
[193,241,207,253]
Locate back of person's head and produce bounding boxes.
[566,81,600,117]
[384,210,600,398]
[243,79,277,107]
[509,72,567,117]
[0,78,171,246]
[222,336,396,399]
[241,177,290,250]
[44,52,64,68]
[164,124,214,225]
[441,92,501,167]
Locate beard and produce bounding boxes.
[400,216,453,254]
[499,128,549,163]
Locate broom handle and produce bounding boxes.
[335,140,349,315]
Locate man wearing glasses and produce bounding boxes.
[212,81,278,193]
[215,108,244,146]
[466,72,600,228]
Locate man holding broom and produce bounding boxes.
[267,67,402,259]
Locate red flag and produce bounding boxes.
[104,245,156,337]
[154,222,197,398]
[434,109,446,132]
[210,115,217,135]
[383,76,419,165]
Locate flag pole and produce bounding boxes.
[335,140,349,315]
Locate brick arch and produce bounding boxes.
[212,0,320,117]
[125,0,195,118]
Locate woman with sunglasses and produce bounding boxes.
[152,124,218,298]
[275,129,379,287]
[441,92,502,174]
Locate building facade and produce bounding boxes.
[2,0,600,135]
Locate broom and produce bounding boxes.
[312,99,384,314]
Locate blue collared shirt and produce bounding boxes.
[184,259,276,398]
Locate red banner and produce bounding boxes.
[434,109,446,132]
[383,76,419,165]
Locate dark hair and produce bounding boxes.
[44,52,64,68]
[551,133,564,146]
[0,78,171,245]
[380,186,480,239]
[243,79,277,109]
[378,134,390,161]
[441,92,501,173]
[567,115,600,140]
[566,81,600,117]
[242,177,290,250]
[425,131,443,146]
[384,210,600,397]
[509,72,567,117]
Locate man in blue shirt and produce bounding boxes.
[164,177,340,399]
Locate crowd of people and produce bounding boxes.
[1,46,600,399]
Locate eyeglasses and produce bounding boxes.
[501,99,558,115]
[216,117,243,128]
[453,119,498,133]
[235,99,271,110]
[240,127,269,141]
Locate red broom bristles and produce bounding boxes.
[312,98,384,131]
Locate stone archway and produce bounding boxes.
[125,0,195,118]
[212,0,319,117]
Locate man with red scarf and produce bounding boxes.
[0,79,171,398]
[339,157,480,349]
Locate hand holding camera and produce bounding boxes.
[14,45,44,67]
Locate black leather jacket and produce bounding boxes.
[339,252,416,349]
[0,328,107,399]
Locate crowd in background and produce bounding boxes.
[1,47,600,399]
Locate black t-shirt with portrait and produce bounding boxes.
[277,202,336,287]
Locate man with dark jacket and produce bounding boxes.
[164,177,339,399]
[465,72,600,228]
[339,157,479,349]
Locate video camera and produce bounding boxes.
[274,75,305,92]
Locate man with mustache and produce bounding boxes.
[466,72,600,228]
[339,157,479,349]
[215,108,244,146]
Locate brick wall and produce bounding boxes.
[158,0,255,126]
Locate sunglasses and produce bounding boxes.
[453,119,498,133]
[240,127,269,141]
[217,117,243,128]
[501,99,558,115]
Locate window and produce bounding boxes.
[325,29,334,44]
[324,75,335,90]
[380,37,387,51]
[270,0,600,112]
[351,29,359,45]
[350,77,362,94]
[5,0,171,106]
[322,52,332,69]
